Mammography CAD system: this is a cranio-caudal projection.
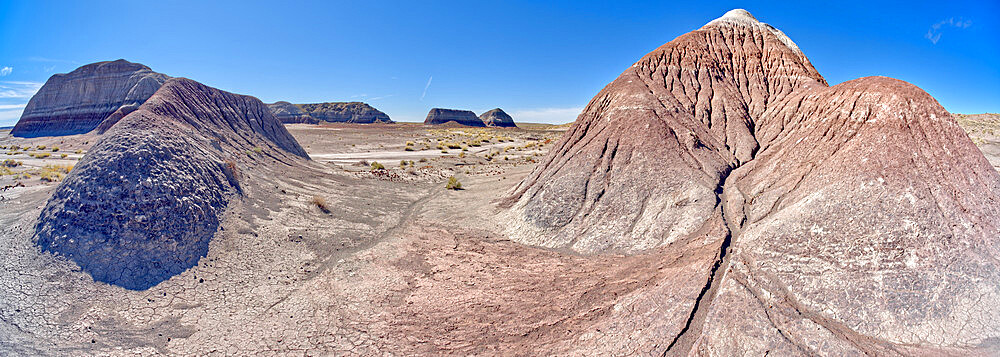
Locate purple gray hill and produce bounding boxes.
[479,108,516,127]
[34,77,309,290]
[11,59,170,137]
[424,108,486,127]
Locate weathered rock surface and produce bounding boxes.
[34,77,309,290]
[11,59,170,137]
[268,101,319,124]
[479,108,516,127]
[294,102,393,123]
[424,108,485,127]
[504,9,1000,355]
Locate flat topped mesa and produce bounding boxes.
[11,59,170,137]
[502,8,1000,355]
[268,101,319,124]
[424,108,486,127]
[296,102,393,123]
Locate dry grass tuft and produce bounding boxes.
[312,195,330,213]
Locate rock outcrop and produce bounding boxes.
[424,108,485,127]
[479,108,516,127]
[11,59,170,137]
[503,9,1000,355]
[295,102,392,123]
[268,101,320,124]
[34,77,309,290]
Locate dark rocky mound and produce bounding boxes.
[268,101,319,124]
[479,108,516,127]
[11,59,170,137]
[34,77,309,290]
[295,102,392,123]
[424,108,485,127]
[503,9,1000,354]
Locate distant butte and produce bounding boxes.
[479,108,517,127]
[424,108,486,127]
[11,59,169,137]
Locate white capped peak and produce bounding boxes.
[703,9,804,57]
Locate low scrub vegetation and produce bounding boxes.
[445,176,462,190]
[311,195,330,213]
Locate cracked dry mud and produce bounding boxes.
[1,8,999,357]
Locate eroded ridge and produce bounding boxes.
[504,8,1000,355]
[34,78,310,290]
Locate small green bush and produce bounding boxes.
[370,161,385,171]
[445,176,462,190]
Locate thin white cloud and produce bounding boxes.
[420,76,432,101]
[351,93,369,98]
[368,94,394,101]
[512,107,584,124]
[0,104,27,110]
[0,107,26,126]
[0,67,11,76]
[0,81,43,99]
[926,18,973,44]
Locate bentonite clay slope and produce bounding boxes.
[479,108,517,127]
[268,101,320,124]
[296,102,393,123]
[503,9,1000,355]
[11,59,170,137]
[34,77,309,290]
[424,108,486,127]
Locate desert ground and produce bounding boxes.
[3,122,664,356]
[0,116,995,355]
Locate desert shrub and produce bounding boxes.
[60,153,68,158]
[39,164,73,182]
[409,160,415,165]
[51,147,59,152]
[440,149,448,153]
[0,167,12,176]
[458,152,466,158]
[370,161,385,171]
[405,141,414,146]
[418,158,427,163]
[445,176,462,190]
[404,146,416,151]
[400,160,407,167]
[446,143,461,149]
[33,153,50,159]
[75,149,83,154]
[253,146,263,154]
[1,159,22,168]
[311,196,330,213]
[36,145,46,150]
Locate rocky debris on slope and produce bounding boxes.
[34,77,309,290]
[268,101,320,124]
[503,8,1000,355]
[294,102,393,123]
[11,59,170,137]
[479,108,517,127]
[424,108,485,127]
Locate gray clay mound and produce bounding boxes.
[34,77,309,290]
[11,59,170,137]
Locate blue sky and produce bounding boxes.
[1,1,997,125]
